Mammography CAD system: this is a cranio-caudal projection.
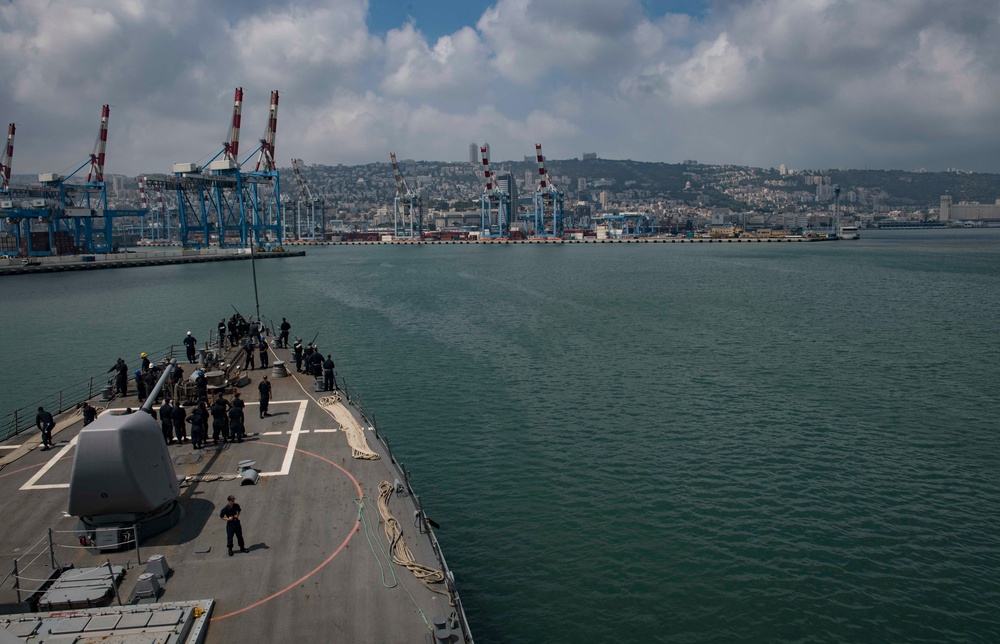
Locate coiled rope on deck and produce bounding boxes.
[318,395,380,460]
[377,480,447,595]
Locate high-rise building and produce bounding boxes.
[468,143,478,164]
[582,152,597,161]
[940,194,952,220]
[496,173,518,216]
[578,178,587,191]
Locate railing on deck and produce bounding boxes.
[2,526,140,606]
[336,372,474,643]
[2,325,473,642]
[0,343,179,443]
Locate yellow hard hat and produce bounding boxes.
[140,352,148,358]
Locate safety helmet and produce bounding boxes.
[186,331,191,335]
[140,352,148,358]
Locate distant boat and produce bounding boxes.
[839,224,860,240]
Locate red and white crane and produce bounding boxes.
[390,153,422,238]
[290,158,315,202]
[224,87,243,164]
[480,144,498,194]
[290,158,320,239]
[86,105,110,184]
[531,143,565,236]
[254,91,279,172]
[478,143,511,237]
[390,152,412,198]
[0,123,14,192]
[535,143,555,192]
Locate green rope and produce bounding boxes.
[354,495,434,632]
[355,496,397,589]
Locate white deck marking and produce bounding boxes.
[16,399,311,489]
[20,436,78,490]
[258,399,307,478]
[313,429,340,433]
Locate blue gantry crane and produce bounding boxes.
[531,143,564,237]
[143,88,283,249]
[390,152,422,238]
[479,144,510,238]
[0,107,146,255]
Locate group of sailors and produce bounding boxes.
[157,391,248,449]
[107,352,163,403]
[292,339,338,391]
[85,314,336,452]
[218,314,291,351]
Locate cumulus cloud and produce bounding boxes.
[478,0,650,84]
[1,0,1000,174]
[381,24,489,99]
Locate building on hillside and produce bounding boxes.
[939,195,1000,221]
[496,173,518,216]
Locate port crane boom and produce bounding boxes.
[0,123,14,192]
[532,143,563,237]
[390,153,422,239]
[290,158,320,239]
[479,143,509,237]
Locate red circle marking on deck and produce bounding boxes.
[210,441,364,622]
[0,456,73,479]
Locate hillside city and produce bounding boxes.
[11,153,1000,235]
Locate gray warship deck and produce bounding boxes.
[0,344,470,643]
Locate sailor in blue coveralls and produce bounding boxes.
[183,332,198,363]
[220,495,248,556]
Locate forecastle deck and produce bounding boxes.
[0,337,472,643]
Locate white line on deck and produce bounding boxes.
[313,429,340,433]
[258,399,308,478]
[16,399,312,489]
[20,436,77,491]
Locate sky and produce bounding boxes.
[2,0,1000,176]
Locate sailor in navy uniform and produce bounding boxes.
[220,495,248,556]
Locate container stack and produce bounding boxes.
[53,231,78,255]
[0,234,17,254]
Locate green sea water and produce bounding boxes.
[2,229,999,642]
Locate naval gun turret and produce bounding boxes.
[67,362,183,549]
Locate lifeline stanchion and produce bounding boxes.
[134,523,141,566]
[106,559,122,606]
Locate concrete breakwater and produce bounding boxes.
[279,236,838,246]
[0,248,305,276]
